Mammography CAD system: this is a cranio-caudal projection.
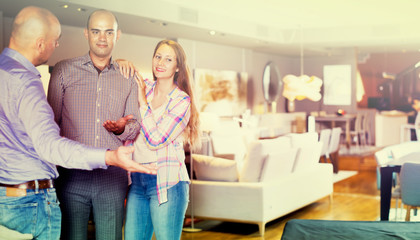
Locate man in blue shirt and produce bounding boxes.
[0,6,156,239]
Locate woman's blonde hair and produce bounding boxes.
[153,40,201,151]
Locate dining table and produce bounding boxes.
[380,151,420,220]
[314,114,356,148]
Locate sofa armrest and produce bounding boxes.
[214,153,235,160]
[188,163,333,223]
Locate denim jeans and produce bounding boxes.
[124,173,189,240]
[0,187,61,240]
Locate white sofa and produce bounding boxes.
[187,132,333,236]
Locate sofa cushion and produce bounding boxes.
[192,154,238,182]
[292,141,323,172]
[287,132,319,147]
[259,135,292,152]
[210,119,247,162]
[238,141,265,182]
[260,147,299,182]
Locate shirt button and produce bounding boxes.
[97,103,100,107]
[97,119,100,123]
[96,136,99,139]
[98,88,102,91]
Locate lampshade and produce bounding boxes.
[282,74,323,102]
[282,26,323,102]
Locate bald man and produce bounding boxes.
[47,9,141,240]
[0,6,155,240]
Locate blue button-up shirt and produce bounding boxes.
[0,48,106,184]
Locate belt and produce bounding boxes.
[0,179,53,190]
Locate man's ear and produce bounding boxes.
[84,28,89,40]
[36,37,45,54]
[116,29,121,41]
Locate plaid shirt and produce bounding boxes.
[47,53,140,150]
[138,78,190,204]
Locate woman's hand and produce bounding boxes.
[115,59,138,79]
[135,72,147,106]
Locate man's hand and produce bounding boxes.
[105,146,157,174]
[115,59,138,79]
[103,115,133,135]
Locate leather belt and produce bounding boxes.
[0,179,53,190]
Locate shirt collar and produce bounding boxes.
[81,52,116,70]
[148,80,183,102]
[2,48,41,77]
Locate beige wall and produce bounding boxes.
[1,15,364,115]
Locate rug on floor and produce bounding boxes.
[382,208,420,222]
[333,170,358,183]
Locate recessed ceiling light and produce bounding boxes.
[256,40,268,44]
[61,4,69,9]
[209,30,216,36]
[77,8,86,12]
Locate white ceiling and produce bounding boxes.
[1,0,420,57]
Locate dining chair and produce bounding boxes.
[327,127,342,173]
[360,112,370,145]
[400,162,420,221]
[319,128,331,162]
[349,113,363,148]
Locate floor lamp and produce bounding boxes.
[182,145,202,233]
[183,112,219,232]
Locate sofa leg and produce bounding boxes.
[258,222,265,236]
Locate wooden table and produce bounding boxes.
[380,152,420,220]
[314,115,356,148]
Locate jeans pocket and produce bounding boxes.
[0,197,37,235]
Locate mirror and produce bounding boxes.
[262,62,282,102]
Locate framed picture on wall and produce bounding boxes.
[323,65,351,105]
[194,68,248,117]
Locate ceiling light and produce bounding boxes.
[209,30,216,36]
[282,26,323,103]
[160,22,167,26]
[77,8,86,12]
[61,4,69,9]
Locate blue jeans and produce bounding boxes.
[124,173,189,240]
[0,187,61,240]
